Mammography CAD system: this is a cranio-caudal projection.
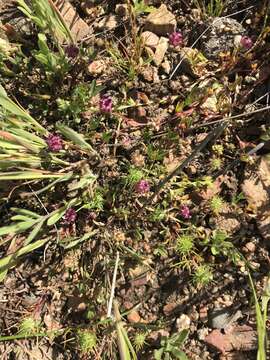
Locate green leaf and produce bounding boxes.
[154,348,164,360]
[170,348,189,360]
[114,300,137,360]
[0,140,23,149]
[0,220,37,237]
[171,330,189,347]
[0,238,48,282]
[11,128,46,147]
[10,215,34,222]
[17,0,32,15]
[25,219,45,245]
[62,230,98,250]
[11,208,41,219]
[89,80,104,98]
[46,207,66,226]
[56,124,94,151]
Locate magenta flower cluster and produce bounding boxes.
[100,95,113,113]
[65,44,79,59]
[135,179,150,194]
[169,31,183,47]
[46,134,63,152]
[64,208,77,224]
[240,36,253,50]
[180,205,191,219]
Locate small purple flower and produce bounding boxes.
[240,36,253,50]
[46,134,63,152]
[134,179,150,194]
[99,95,113,113]
[65,44,79,59]
[181,205,191,219]
[169,31,183,47]
[63,208,77,224]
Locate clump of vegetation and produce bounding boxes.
[0,0,268,358]
[18,317,41,336]
[77,330,97,354]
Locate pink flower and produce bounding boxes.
[46,134,63,152]
[169,31,183,47]
[134,179,150,194]
[99,95,113,113]
[181,205,191,219]
[240,36,253,50]
[63,208,77,224]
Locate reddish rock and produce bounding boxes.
[205,325,257,354]
[163,302,178,316]
[123,301,141,323]
[199,306,208,323]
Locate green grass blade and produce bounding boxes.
[0,238,48,282]
[248,271,266,360]
[0,171,65,180]
[11,128,46,146]
[114,300,137,360]
[0,85,47,134]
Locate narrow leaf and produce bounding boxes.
[56,123,94,151]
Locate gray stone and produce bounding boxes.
[200,17,245,59]
[209,308,242,330]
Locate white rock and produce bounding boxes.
[144,4,176,36]
[176,314,191,331]
[141,31,160,49]
[153,36,168,66]
[87,60,106,76]
[97,15,117,31]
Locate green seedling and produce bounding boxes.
[19,317,41,336]
[77,329,97,354]
[210,157,222,171]
[206,230,241,264]
[154,330,189,360]
[176,234,196,258]
[210,195,224,215]
[192,264,213,287]
[133,331,148,352]
[125,167,144,186]
[132,0,154,15]
[33,33,70,82]
[57,81,103,123]
[150,206,167,222]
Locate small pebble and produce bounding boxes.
[243,241,256,253]
[176,314,191,331]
